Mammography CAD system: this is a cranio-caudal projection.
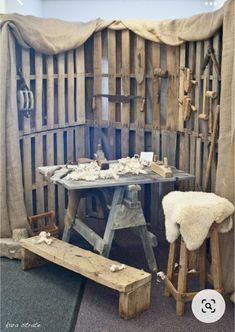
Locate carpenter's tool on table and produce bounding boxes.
[204,105,220,192]
[202,46,221,80]
[151,157,173,178]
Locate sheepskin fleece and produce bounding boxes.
[162,191,235,251]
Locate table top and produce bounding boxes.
[38,165,194,190]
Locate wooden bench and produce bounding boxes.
[20,237,151,319]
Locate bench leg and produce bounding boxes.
[119,281,151,319]
[21,248,47,270]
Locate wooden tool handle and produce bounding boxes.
[204,105,220,191]
[205,91,217,99]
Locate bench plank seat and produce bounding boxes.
[20,237,151,319]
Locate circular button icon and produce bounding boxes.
[192,289,226,323]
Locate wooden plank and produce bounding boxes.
[20,237,151,293]
[75,45,86,124]
[35,53,43,132]
[46,131,55,211]
[75,125,86,160]
[35,133,44,214]
[195,137,202,190]
[178,44,186,132]
[186,42,196,131]
[58,53,65,126]
[46,55,54,129]
[121,30,130,157]
[194,41,203,134]
[189,133,196,178]
[107,30,116,158]
[161,130,177,166]
[67,50,75,125]
[151,42,160,129]
[23,136,33,215]
[211,32,220,192]
[166,46,179,131]
[199,241,206,290]
[67,127,74,161]
[93,32,102,125]
[200,40,210,139]
[57,130,65,228]
[121,30,130,126]
[135,36,145,154]
[22,48,31,134]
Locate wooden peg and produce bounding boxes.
[199,79,209,120]
[205,91,217,99]
[140,98,145,112]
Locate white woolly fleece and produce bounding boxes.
[162,191,235,251]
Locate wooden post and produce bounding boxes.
[165,242,176,296]
[176,237,188,315]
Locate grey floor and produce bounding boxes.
[73,225,234,332]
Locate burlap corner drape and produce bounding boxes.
[0,0,234,292]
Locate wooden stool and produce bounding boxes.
[164,224,223,315]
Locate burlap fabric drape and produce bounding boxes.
[0,0,234,292]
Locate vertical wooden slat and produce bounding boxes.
[93,32,102,125]
[35,133,44,214]
[195,137,202,190]
[46,132,55,211]
[186,42,196,131]
[178,44,186,132]
[67,50,75,125]
[46,55,54,129]
[107,29,116,159]
[194,41,203,134]
[75,45,86,124]
[135,35,145,154]
[35,53,43,132]
[151,42,160,129]
[93,32,103,152]
[58,53,65,126]
[22,48,31,134]
[166,46,179,131]
[200,40,210,139]
[23,136,33,215]
[75,126,86,160]
[57,130,65,229]
[211,32,220,192]
[67,128,74,161]
[121,30,130,157]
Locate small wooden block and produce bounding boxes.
[21,248,48,270]
[119,281,151,319]
[151,162,173,178]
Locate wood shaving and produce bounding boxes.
[66,157,150,182]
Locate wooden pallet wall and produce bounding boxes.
[16,28,222,233]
